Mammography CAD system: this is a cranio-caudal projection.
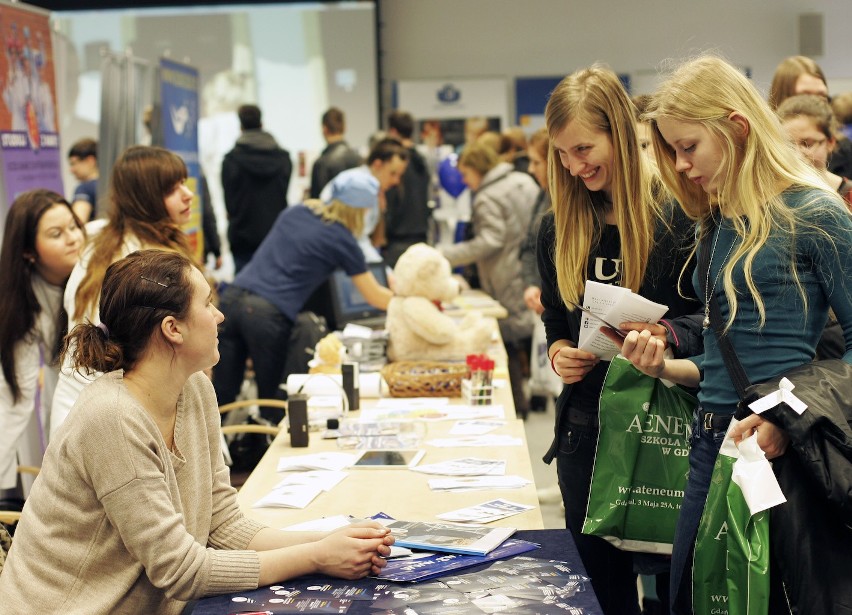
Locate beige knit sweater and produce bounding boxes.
[0,371,265,614]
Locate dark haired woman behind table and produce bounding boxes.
[0,249,393,615]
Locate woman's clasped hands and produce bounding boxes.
[315,521,395,579]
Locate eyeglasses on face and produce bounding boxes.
[797,137,828,151]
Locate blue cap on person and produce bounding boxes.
[326,168,379,209]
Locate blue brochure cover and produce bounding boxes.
[380,519,517,556]
[377,538,540,582]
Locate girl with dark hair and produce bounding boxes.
[0,249,393,614]
[51,145,196,435]
[0,189,83,490]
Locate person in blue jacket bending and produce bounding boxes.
[214,168,393,422]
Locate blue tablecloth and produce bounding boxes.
[190,529,603,614]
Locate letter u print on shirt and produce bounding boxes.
[593,257,622,282]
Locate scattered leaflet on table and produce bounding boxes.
[252,484,324,509]
[360,404,505,422]
[437,498,536,523]
[276,452,360,472]
[411,457,507,476]
[273,470,347,492]
[450,419,506,435]
[428,475,532,492]
[427,434,522,448]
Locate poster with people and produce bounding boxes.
[0,3,63,230]
[160,57,203,262]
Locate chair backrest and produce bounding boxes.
[0,511,22,525]
[218,398,289,416]
[0,465,39,573]
[0,522,12,575]
[0,466,40,523]
[218,399,286,473]
[221,424,281,437]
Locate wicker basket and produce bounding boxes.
[381,361,467,397]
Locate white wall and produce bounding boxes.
[379,0,852,118]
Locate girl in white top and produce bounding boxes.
[0,189,83,490]
[50,145,196,436]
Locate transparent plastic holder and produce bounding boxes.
[461,378,494,405]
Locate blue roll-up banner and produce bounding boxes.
[160,57,202,262]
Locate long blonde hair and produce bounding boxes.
[304,199,365,238]
[645,55,843,326]
[544,65,663,308]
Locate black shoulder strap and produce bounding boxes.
[698,216,751,401]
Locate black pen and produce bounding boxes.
[568,302,628,339]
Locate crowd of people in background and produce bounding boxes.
[0,51,850,614]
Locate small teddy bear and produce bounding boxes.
[309,333,345,374]
[386,243,493,361]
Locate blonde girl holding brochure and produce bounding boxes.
[0,250,393,614]
[537,65,701,615]
[618,55,852,613]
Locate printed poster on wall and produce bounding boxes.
[515,76,562,133]
[160,57,202,262]
[0,2,63,233]
[393,78,508,148]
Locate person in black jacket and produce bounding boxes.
[221,104,292,273]
[199,174,222,269]
[744,361,852,615]
[384,110,432,267]
[309,107,362,199]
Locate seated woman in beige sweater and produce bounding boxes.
[0,249,393,615]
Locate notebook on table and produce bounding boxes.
[328,262,389,329]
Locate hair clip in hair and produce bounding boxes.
[140,275,170,288]
[96,322,110,340]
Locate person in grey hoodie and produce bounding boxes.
[221,104,292,273]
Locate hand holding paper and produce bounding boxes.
[731,413,791,460]
[577,281,668,360]
[731,433,787,515]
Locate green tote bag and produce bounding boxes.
[582,356,696,554]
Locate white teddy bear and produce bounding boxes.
[386,243,493,361]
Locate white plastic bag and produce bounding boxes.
[529,317,563,398]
